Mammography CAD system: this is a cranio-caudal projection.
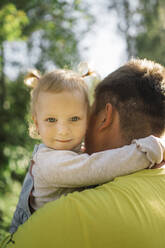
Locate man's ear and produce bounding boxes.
[98,103,113,131]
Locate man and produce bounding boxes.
[86,58,165,154]
[4,59,165,248]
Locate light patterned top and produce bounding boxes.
[31,136,165,210]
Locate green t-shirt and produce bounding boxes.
[6,169,165,248]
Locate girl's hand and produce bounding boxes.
[152,161,165,169]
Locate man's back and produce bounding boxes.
[6,169,165,248]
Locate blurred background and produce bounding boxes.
[0,0,165,240]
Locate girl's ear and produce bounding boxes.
[32,116,38,129]
[98,103,113,131]
[32,116,40,137]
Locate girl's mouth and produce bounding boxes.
[56,139,72,143]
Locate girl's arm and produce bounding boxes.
[33,136,165,187]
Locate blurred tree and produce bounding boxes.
[108,0,165,64]
[0,3,29,167]
[135,0,165,65]
[0,0,93,70]
[0,4,29,238]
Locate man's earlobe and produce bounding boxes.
[99,103,113,131]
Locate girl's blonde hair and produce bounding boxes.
[25,69,89,139]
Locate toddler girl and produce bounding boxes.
[10,67,165,234]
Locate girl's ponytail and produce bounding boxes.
[24,69,41,88]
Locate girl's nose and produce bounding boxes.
[57,123,70,137]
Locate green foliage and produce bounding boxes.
[135,0,165,65]
[0,78,36,240]
[0,178,21,243]
[0,0,94,69]
[0,4,29,41]
[108,0,165,65]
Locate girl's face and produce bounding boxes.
[34,90,88,150]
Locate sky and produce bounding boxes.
[80,1,127,79]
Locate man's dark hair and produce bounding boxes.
[95,58,165,143]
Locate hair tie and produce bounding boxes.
[77,62,101,89]
[24,69,41,88]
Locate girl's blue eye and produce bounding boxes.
[71,116,80,122]
[47,118,57,122]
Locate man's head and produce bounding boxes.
[86,58,165,154]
